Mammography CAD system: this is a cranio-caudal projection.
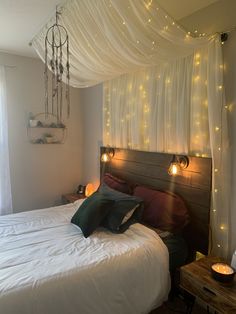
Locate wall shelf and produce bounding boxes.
[27,113,67,144]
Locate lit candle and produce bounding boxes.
[212,263,234,275]
[211,262,235,283]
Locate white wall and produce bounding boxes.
[80,84,103,190]
[0,52,83,212]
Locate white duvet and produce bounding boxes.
[0,200,170,314]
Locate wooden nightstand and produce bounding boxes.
[62,193,85,204]
[180,256,236,313]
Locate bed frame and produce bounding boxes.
[100,147,212,257]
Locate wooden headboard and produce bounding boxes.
[100,147,212,256]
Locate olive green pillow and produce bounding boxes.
[71,192,114,237]
[99,183,143,233]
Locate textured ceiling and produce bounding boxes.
[0,0,63,57]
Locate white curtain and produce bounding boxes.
[0,66,12,215]
[32,0,209,88]
[103,37,230,258]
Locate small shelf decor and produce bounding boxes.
[27,113,67,144]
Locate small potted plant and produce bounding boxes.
[44,133,54,143]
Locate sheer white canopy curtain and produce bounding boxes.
[32,0,209,88]
[0,66,12,215]
[103,39,230,258]
[32,0,230,257]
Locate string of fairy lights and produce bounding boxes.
[102,0,231,256]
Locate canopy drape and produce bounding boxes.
[32,0,230,258]
[103,38,230,258]
[32,0,209,88]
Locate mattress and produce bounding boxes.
[0,200,170,314]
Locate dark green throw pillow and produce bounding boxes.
[71,192,114,237]
[99,183,143,233]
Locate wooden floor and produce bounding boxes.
[151,295,207,314]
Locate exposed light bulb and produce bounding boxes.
[101,153,110,163]
[168,162,180,176]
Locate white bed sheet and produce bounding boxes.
[0,200,170,314]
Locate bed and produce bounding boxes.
[0,200,170,314]
[0,148,212,314]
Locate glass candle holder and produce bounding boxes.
[211,262,235,283]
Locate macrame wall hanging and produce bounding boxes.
[44,8,70,121]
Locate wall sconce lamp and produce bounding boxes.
[101,147,115,163]
[168,155,189,176]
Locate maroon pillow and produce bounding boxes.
[133,185,189,233]
[102,173,131,194]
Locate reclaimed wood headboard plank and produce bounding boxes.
[101,147,212,255]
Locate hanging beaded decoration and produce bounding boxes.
[44,8,70,121]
